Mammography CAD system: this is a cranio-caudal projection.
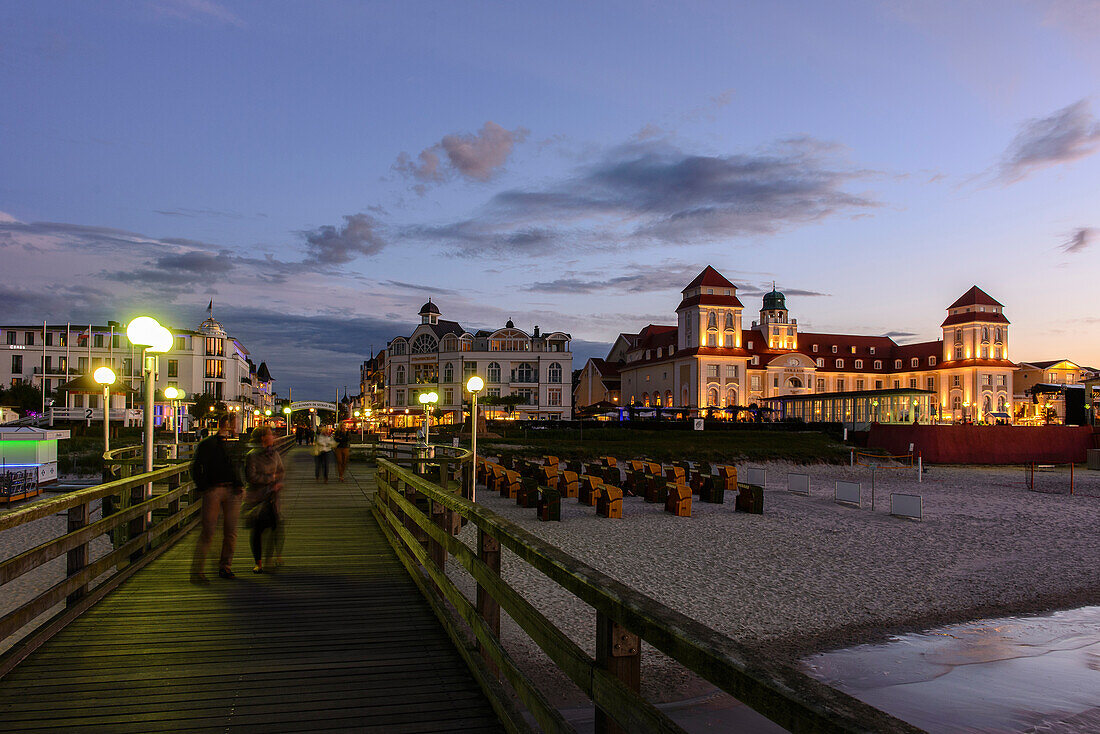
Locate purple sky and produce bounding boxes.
[2,1,1099,398]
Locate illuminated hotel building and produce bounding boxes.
[383,300,573,425]
[610,266,1016,424]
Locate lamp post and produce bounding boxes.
[418,391,438,446]
[354,410,362,442]
[126,317,172,475]
[164,387,185,457]
[466,376,483,502]
[283,406,291,436]
[93,366,116,454]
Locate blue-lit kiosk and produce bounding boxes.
[0,426,70,503]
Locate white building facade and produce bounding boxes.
[0,316,274,424]
[383,301,573,425]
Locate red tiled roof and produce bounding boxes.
[590,358,621,377]
[948,286,1003,310]
[676,293,744,310]
[683,265,736,291]
[940,312,1010,327]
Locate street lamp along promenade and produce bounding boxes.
[164,387,186,456]
[466,376,484,502]
[93,366,116,453]
[283,406,291,436]
[126,316,172,476]
[417,391,438,447]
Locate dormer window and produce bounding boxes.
[869,347,875,355]
[707,289,713,294]
[929,356,936,366]
[645,350,651,360]
[816,358,824,367]
[850,346,856,354]
[831,345,838,353]
[669,345,675,355]
[752,356,759,365]
[747,341,754,350]
[911,357,919,368]
[656,347,662,358]
[836,358,844,368]
[812,344,818,352]
[854,359,863,369]
[874,360,882,370]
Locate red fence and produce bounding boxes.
[867,424,1097,464]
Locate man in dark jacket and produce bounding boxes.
[190,413,244,583]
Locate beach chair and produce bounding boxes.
[665,483,692,517]
[579,475,600,506]
[643,474,669,504]
[560,470,580,499]
[537,464,559,491]
[518,477,539,508]
[537,486,561,521]
[596,484,623,519]
[735,482,763,514]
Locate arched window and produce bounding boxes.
[955,328,963,344]
[836,359,844,369]
[911,357,919,368]
[725,312,735,330]
[983,396,992,415]
[708,388,719,406]
[390,340,406,356]
[514,362,536,382]
[874,360,882,370]
[487,362,501,383]
[654,393,662,407]
[666,390,674,407]
[952,395,961,410]
[816,358,824,367]
[643,393,651,407]
[548,362,562,383]
[854,359,863,369]
[707,331,717,347]
[412,334,437,353]
[443,363,454,383]
[395,366,405,385]
[441,335,458,352]
[981,327,989,342]
[929,356,937,366]
[788,377,802,388]
[725,386,737,406]
[998,395,1007,412]
[707,312,718,330]
[995,327,1003,343]
[459,335,473,352]
[894,359,902,369]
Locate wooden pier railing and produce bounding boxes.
[374,456,922,734]
[0,435,294,676]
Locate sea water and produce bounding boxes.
[803,606,1100,733]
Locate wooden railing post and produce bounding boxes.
[594,611,640,734]
[128,480,146,563]
[476,527,501,674]
[65,501,90,606]
[166,472,181,533]
[429,499,447,573]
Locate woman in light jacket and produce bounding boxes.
[244,427,285,573]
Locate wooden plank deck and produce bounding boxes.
[0,449,504,733]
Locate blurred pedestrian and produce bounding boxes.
[190,413,244,583]
[243,426,285,573]
[313,425,335,482]
[334,424,351,482]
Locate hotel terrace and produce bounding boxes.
[580,266,1027,426]
[381,301,573,427]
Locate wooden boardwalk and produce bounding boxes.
[0,449,504,733]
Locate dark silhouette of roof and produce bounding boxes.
[256,361,273,382]
[947,286,1002,309]
[419,298,440,315]
[683,265,736,291]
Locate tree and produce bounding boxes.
[189,393,216,421]
[0,383,44,414]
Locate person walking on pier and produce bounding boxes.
[333,424,351,482]
[313,425,335,482]
[190,413,244,583]
[244,426,285,573]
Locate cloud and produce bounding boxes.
[999,100,1100,182]
[380,280,459,295]
[526,263,703,294]
[394,121,529,186]
[151,0,245,27]
[1061,227,1095,253]
[414,137,875,257]
[302,213,386,265]
[882,330,918,338]
[153,207,252,220]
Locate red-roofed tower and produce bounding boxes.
[676,266,744,350]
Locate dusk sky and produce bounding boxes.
[2,1,1098,399]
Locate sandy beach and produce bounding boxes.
[445,461,1100,705]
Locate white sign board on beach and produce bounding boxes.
[787,473,810,495]
[890,493,923,521]
[693,419,704,431]
[742,467,766,487]
[835,481,861,507]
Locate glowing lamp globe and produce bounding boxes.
[93,366,116,385]
[466,376,484,393]
[126,316,162,348]
[283,407,291,415]
[427,391,438,403]
[149,325,173,354]
[164,387,180,400]
[418,393,429,405]
[265,409,271,416]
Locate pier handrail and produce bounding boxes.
[0,434,295,677]
[374,457,922,734]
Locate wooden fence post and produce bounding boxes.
[128,478,146,563]
[166,471,181,534]
[429,500,447,573]
[65,501,90,606]
[594,611,640,734]
[476,527,501,674]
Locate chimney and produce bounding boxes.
[533,325,540,337]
